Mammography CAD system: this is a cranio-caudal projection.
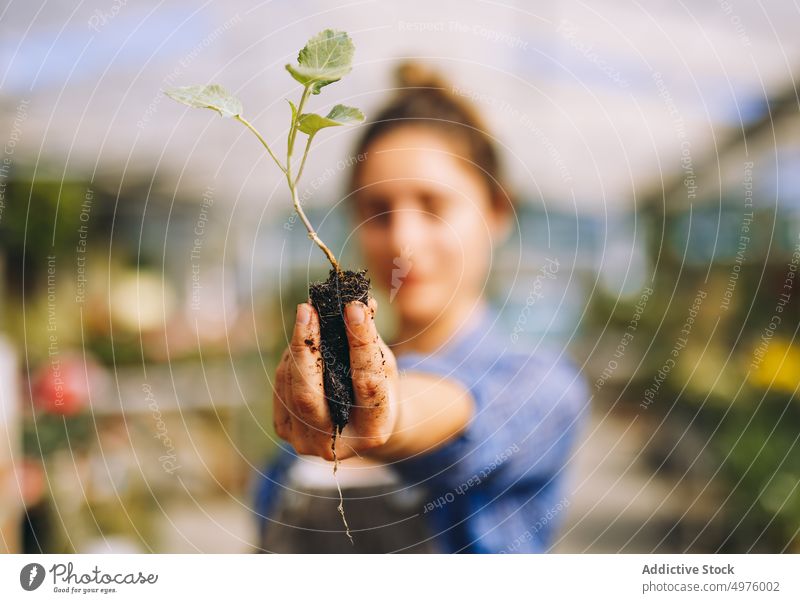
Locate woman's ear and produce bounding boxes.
[489,193,513,246]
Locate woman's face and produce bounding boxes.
[350,127,505,326]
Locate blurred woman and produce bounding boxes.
[255,61,589,553]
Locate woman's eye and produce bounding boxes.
[419,192,447,217]
[356,198,391,224]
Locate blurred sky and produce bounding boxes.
[1,0,798,220]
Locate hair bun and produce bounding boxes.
[350,59,513,217]
[394,60,449,91]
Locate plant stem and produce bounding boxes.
[287,86,311,158]
[233,89,339,272]
[285,85,340,272]
[294,133,315,185]
[286,171,340,272]
[234,115,286,173]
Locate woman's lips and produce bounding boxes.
[399,269,430,285]
[384,263,437,289]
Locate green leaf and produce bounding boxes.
[297,104,364,136]
[164,84,242,118]
[285,29,355,95]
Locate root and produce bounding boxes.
[331,430,354,545]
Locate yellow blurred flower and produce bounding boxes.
[748,337,800,393]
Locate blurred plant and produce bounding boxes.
[0,173,88,297]
[711,396,800,552]
[24,353,100,456]
[747,337,800,393]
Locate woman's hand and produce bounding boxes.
[272,297,400,461]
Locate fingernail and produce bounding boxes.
[297,304,310,325]
[346,302,365,325]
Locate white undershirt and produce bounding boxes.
[286,455,399,489]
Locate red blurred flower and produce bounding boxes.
[31,353,99,416]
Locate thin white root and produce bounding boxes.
[331,431,354,545]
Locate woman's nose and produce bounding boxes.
[387,208,425,256]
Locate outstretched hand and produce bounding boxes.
[272,297,400,461]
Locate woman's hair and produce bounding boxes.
[348,60,513,215]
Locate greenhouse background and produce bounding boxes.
[0,0,798,552]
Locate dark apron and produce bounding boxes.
[257,483,439,553]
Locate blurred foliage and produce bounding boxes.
[0,171,91,295]
[583,201,800,552]
[22,412,93,458]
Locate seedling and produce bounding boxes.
[165,29,371,541]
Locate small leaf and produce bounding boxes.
[164,84,242,118]
[297,104,364,136]
[326,104,365,124]
[285,29,355,95]
[287,99,298,125]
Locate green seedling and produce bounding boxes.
[165,28,364,272]
[165,29,371,544]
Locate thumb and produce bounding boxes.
[344,298,393,440]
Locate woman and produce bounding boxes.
[255,61,589,553]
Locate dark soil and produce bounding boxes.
[308,268,371,434]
